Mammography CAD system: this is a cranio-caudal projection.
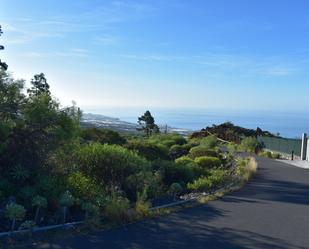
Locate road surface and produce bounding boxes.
[21,157,309,249]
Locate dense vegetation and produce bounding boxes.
[0,69,262,234]
[191,122,275,142]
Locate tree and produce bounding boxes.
[0,25,8,70]
[59,191,75,223]
[137,110,160,135]
[32,195,47,224]
[27,73,50,96]
[5,203,26,232]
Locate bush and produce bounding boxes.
[153,160,197,187]
[169,144,189,160]
[123,171,160,201]
[227,142,239,154]
[187,177,211,191]
[59,191,75,207]
[81,128,126,145]
[5,203,26,231]
[135,200,151,218]
[259,150,280,159]
[74,143,150,188]
[169,182,183,200]
[175,156,195,165]
[134,189,151,218]
[81,202,100,219]
[187,169,226,192]
[189,146,218,159]
[104,194,130,223]
[67,171,105,204]
[148,133,187,148]
[125,140,169,161]
[194,156,221,169]
[240,137,261,153]
[19,220,36,230]
[199,135,218,149]
[236,157,257,181]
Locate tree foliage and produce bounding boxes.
[137,110,160,135]
[0,25,8,70]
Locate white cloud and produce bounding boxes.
[20,48,90,58]
[94,35,120,45]
[266,66,297,76]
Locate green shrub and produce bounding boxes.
[187,177,211,191]
[161,139,177,148]
[81,128,126,145]
[240,137,261,153]
[104,194,130,223]
[0,177,15,197]
[5,203,26,231]
[272,152,280,159]
[135,199,151,218]
[32,195,47,223]
[153,160,197,187]
[59,191,75,207]
[175,156,195,165]
[194,156,221,169]
[59,190,75,223]
[189,146,218,159]
[259,150,280,159]
[75,143,150,188]
[19,220,36,230]
[134,189,151,218]
[123,171,160,201]
[19,185,37,203]
[125,140,169,161]
[227,142,239,154]
[148,133,187,147]
[169,182,183,200]
[67,171,105,204]
[199,135,218,149]
[175,156,205,177]
[81,202,100,219]
[169,144,189,160]
[36,175,66,200]
[236,157,257,181]
[187,169,226,192]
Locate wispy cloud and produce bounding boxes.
[20,48,90,58]
[2,1,156,45]
[265,66,297,76]
[119,53,187,62]
[94,35,120,46]
[118,52,301,77]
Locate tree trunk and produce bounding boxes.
[11,218,16,232]
[34,207,40,224]
[63,207,67,224]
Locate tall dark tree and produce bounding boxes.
[27,73,50,96]
[137,110,160,135]
[0,25,8,70]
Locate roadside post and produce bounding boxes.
[301,133,307,160]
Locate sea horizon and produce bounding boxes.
[82,107,309,139]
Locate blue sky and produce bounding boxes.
[1,0,309,112]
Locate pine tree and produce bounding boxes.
[0,25,8,70]
[137,110,160,135]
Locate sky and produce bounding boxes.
[1,0,309,112]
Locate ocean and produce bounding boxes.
[84,107,309,139]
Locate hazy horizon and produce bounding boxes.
[82,106,309,138]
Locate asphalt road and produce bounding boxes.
[22,157,309,249]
